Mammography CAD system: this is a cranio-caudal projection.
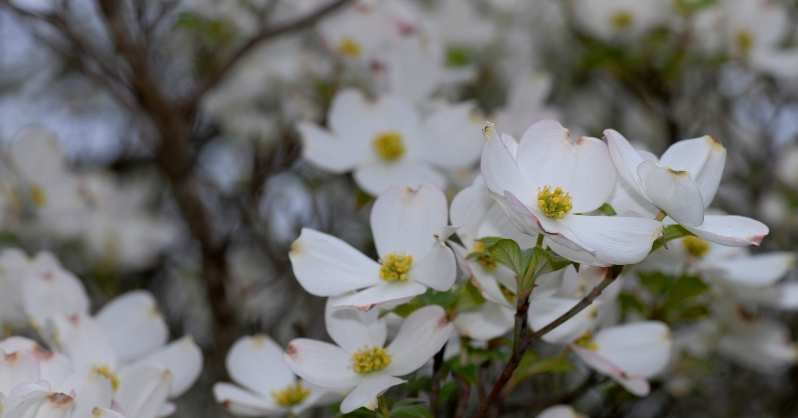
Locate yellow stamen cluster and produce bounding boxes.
[271,382,311,407]
[735,30,753,54]
[337,37,362,58]
[372,131,405,162]
[351,346,391,374]
[379,253,413,282]
[30,185,46,208]
[682,236,710,258]
[573,333,598,351]
[610,10,633,29]
[471,241,497,272]
[92,365,120,391]
[537,186,573,219]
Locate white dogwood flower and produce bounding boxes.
[480,120,662,266]
[214,335,334,417]
[284,304,452,413]
[528,265,620,344]
[297,90,483,195]
[605,129,769,246]
[571,321,672,396]
[290,185,456,309]
[537,404,589,418]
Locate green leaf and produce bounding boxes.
[451,363,478,385]
[391,402,432,418]
[638,271,671,295]
[662,275,709,311]
[651,224,693,252]
[618,292,647,316]
[511,351,573,386]
[456,280,486,311]
[487,239,526,275]
[446,47,474,67]
[597,203,617,216]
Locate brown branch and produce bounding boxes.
[471,266,622,418]
[183,0,353,110]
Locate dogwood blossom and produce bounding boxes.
[298,90,483,195]
[481,120,662,266]
[290,185,456,308]
[605,129,769,245]
[284,304,453,413]
[214,335,333,417]
[571,321,672,396]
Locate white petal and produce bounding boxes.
[330,282,427,310]
[125,337,202,397]
[694,137,726,207]
[325,300,387,353]
[329,89,376,142]
[637,160,704,226]
[298,123,365,173]
[115,366,171,418]
[48,314,117,372]
[517,121,616,212]
[659,136,712,178]
[422,103,483,169]
[284,339,359,392]
[572,346,650,396]
[494,191,546,236]
[22,253,89,329]
[684,215,769,246]
[7,391,75,418]
[710,252,795,287]
[605,129,645,191]
[225,335,295,396]
[454,302,514,341]
[371,185,448,260]
[91,407,127,418]
[450,178,494,247]
[0,349,39,394]
[410,242,456,291]
[537,405,583,418]
[353,161,446,197]
[95,291,169,364]
[479,126,528,200]
[213,383,282,417]
[339,374,404,414]
[562,215,662,266]
[289,228,380,297]
[593,321,672,378]
[528,292,599,344]
[386,305,453,376]
[57,368,114,418]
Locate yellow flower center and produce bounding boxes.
[351,346,391,374]
[30,184,46,208]
[573,332,598,351]
[271,382,311,407]
[337,37,362,58]
[735,30,753,55]
[372,131,405,162]
[379,253,413,282]
[92,365,120,391]
[537,186,573,219]
[610,10,634,30]
[471,241,497,272]
[682,236,710,258]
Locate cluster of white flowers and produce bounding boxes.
[0,128,176,272]
[0,249,202,418]
[209,105,789,414]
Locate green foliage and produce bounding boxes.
[509,350,573,388]
[635,271,710,323]
[597,202,617,216]
[651,224,694,252]
[390,400,433,418]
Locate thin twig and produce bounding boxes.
[183,0,353,110]
[471,267,622,418]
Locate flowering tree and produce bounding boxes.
[1,0,797,417]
